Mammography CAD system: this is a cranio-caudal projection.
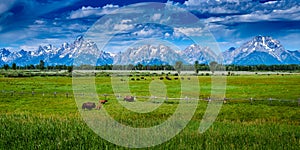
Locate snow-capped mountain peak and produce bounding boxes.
[223,36,299,65]
[0,35,299,66]
[113,44,185,65]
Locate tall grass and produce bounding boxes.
[1,113,299,149]
[0,75,300,149]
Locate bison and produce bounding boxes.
[82,102,96,110]
[124,96,134,102]
[165,76,172,80]
[99,100,108,104]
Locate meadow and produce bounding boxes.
[0,72,300,149]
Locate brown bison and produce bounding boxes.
[165,76,172,80]
[82,102,96,110]
[124,96,134,102]
[99,100,108,104]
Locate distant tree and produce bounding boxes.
[29,64,35,70]
[127,64,134,70]
[12,63,17,70]
[194,60,199,74]
[135,63,143,70]
[3,64,9,70]
[67,66,73,73]
[209,61,218,74]
[175,61,183,74]
[39,60,45,71]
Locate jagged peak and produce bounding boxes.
[252,35,282,49]
[0,48,10,52]
[75,35,84,42]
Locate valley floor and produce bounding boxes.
[0,75,299,149]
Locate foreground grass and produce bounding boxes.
[0,75,300,149]
[1,111,299,149]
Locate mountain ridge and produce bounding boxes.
[223,35,300,65]
[0,35,299,66]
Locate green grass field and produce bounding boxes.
[0,74,300,149]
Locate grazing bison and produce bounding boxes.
[82,102,96,110]
[124,96,134,102]
[99,100,108,104]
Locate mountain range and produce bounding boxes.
[0,35,299,66]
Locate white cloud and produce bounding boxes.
[34,20,46,25]
[151,13,161,21]
[207,6,238,14]
[183,0,203,7]
[202,5,300,26]
[263,1,278,5]
[121,19,132,24]
[230,6,300,23]
[165,32,170,37]
[184,0,241,6]
[68,4,120,19]
[113,23,134,31]
[113,19,134,31]
[66,23,89,31]
[133,28,155,37]
[103,4,119,9]
[272,6,300,16]
[68,6,102,19]
[174,27,203,36]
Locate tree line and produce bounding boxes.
[1,60,300,72]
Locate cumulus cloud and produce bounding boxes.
[113,23,134,31]
[209,5,300,26]
[34,20,46,25]
[103,4,119,9]
[68,4,119,19]
[133,28,156,37]
[1,0,300,52]
[68,6,102,19]
[164,32,170,37]
[183,0,203,7]
[121,19,132,24]
[151,13,162,21]
[174,27,203,37]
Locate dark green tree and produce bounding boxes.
[67,66,73,73]
[39,60,45,71]
[3,64,9,70]
[12,63,17,70]
[194,60,199,74]
[29,64,35,69]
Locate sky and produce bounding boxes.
[0,0,300,52]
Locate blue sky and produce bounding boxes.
[0,0,300,52]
